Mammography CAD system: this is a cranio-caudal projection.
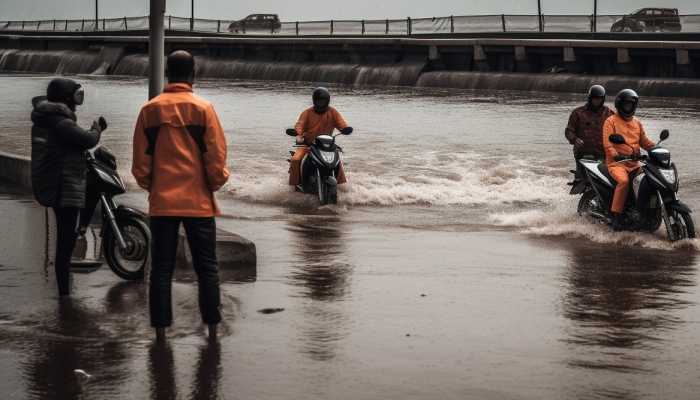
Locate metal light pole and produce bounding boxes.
[537,0,543,32]
[593,0,598,33]
[95,0,98,31]
[190,0,194,31]
[149,0,165,99]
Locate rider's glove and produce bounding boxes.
[98,116,108,131]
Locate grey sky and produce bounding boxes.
[2,0,699,21]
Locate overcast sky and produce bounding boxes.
[2,0,699,21]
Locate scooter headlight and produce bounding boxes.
[659,168,676,185]
[320,151,336,164]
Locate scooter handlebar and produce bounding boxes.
[614,154,647,163]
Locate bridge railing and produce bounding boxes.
[1,14,700,35]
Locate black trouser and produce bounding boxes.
[149,217,221,328]
[52,207,80,296]
[50,186,100,296]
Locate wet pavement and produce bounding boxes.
[3,75,700,399]
[2,185,700,399]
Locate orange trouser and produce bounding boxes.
[608,163,640,214]
[289,147,347,186]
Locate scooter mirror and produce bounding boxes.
[609,134,626,145]
[659,129,670,142]
[285,128,297,136]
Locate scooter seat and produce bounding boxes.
[598,163,616,186]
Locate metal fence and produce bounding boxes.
[1,14,700,35]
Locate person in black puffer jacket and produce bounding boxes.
[31,78,106,297]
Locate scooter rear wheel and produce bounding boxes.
[103,215,150,280]
[577,190,602,218]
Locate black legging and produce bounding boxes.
[51,187,100,296]
[52,207,80,296]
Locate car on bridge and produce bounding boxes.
[228,14,282,34]
[610,8,682,32]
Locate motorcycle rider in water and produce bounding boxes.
[564,85,613,188]
[602,89,656,231]
[289,87,353,190]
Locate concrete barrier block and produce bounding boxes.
[473,45,489,72]
[473,45,486,61]
[616,48,631,64]
[514,46,533,73]
[428,45,440,61]
[176,227,257,271]
[563,47,576,63]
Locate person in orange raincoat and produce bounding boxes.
[602,89,656,230]
[289,87,353,188]
[132,50,229,342]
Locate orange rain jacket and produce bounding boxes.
[289,106,349,186]
[294,106,349,145]
[602,112,655,213]
[132,83,229,217]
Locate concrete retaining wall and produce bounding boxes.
[0,150,32,190]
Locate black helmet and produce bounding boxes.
[586,85,606,110]
[312,87,331,114]
[47,78,84,110]
[614,89,639,119]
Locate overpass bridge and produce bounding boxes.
[2,32,698,79]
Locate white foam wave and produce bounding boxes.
[489,195,700,251]
[228,152,567,208]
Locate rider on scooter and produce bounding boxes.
[565,85,613,188]
[602,89,656,231]
[289,87,353,190]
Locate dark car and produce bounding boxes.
[611,8,682,32]
[228,14,282,34]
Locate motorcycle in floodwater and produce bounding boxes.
[76,146,150,280]
[285,127,352,205]
[571,129,695,241]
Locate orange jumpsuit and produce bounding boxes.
[132,83,230,217]
[602,113,655,214]
[289,106,349,186]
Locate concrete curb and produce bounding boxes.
[0,150,32,190]
[0,150,256,271]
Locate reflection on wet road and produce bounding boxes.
[2,191,700,399]
[287,214,353,361]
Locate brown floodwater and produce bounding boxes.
[2,74,700,399]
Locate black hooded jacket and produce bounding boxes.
[30,96,101,208]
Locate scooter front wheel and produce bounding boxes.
[326,183,337,205]
[668,209,696,241]
[103,215,150,280]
